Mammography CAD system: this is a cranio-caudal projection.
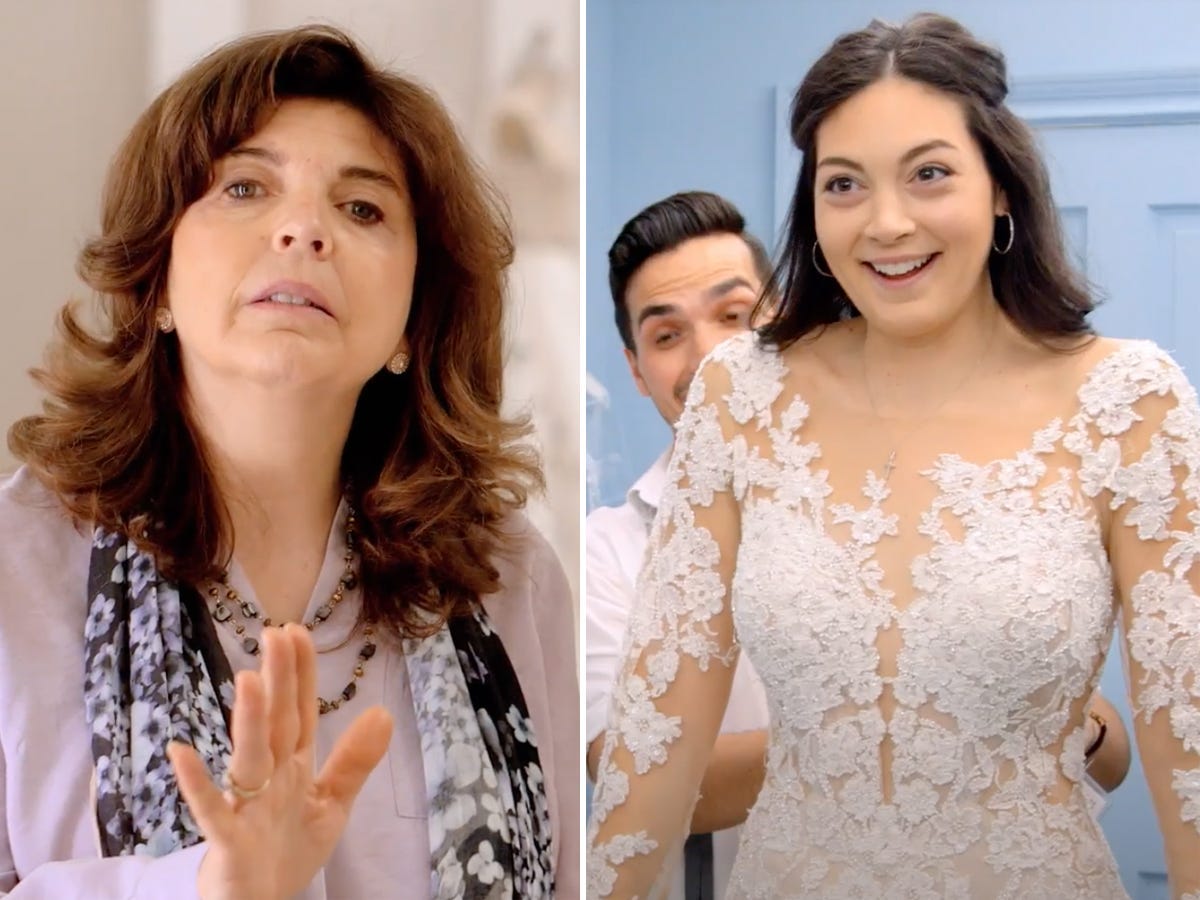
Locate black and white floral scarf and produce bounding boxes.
[83,526,555,897]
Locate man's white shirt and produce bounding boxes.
[587,450,770,899]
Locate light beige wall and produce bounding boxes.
[248,0,487,144]
[0,3,149,465]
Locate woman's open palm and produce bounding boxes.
[167,624,393,900]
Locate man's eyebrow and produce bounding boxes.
[636,303,679,328]
[702,276,756,300]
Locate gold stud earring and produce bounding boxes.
[386,351,409,375]
[155,308,175,333]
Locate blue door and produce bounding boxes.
[1015,72,1200,900]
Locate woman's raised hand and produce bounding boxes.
[167,623,393,900]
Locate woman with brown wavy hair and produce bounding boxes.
[0,24,577,900]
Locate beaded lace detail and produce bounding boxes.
[587,333,1200,899]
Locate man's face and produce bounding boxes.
[624,233,762,425]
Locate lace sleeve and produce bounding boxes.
[586,351,748,899]
[1078,345,1200,898]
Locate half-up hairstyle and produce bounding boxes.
[758,12,1094,349]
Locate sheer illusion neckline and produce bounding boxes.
[736,339,1145,624]
[779,336,1144,505]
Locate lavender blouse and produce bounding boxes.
[0,467,579,898]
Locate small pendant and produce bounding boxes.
[883,449,897,482]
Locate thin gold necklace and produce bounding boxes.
[861,323,997,483]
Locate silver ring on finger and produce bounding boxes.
[223,770,271,801]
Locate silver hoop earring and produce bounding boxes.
[386,351,410,375]
[812,242,834,277]
[992,212,1015,255]
[155,308,174,333]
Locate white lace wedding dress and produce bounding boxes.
[587,332,1200,899]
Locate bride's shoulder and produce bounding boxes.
[1054,335,1200,443]
[697,331,789,389]
[705,330,776,368]
[683,333,792,429]
[1071,334,1190,391]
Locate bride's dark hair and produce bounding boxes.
[757,12,1094,350]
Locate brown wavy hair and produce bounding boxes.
[9,25,542,637]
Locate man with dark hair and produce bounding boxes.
[587,191,774,899]
[586,191,1130,899]
[608,192,772,350]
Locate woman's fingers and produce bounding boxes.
[168,741,234,839]
[175,631,383,840]
[315,706,393,809]
[227,669,273,798]
[262,627,300,766]
[288,624,319,755]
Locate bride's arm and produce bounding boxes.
[587,351,746,899]
[1097,349,1200,897]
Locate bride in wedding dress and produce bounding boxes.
[587,13,1200,899]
